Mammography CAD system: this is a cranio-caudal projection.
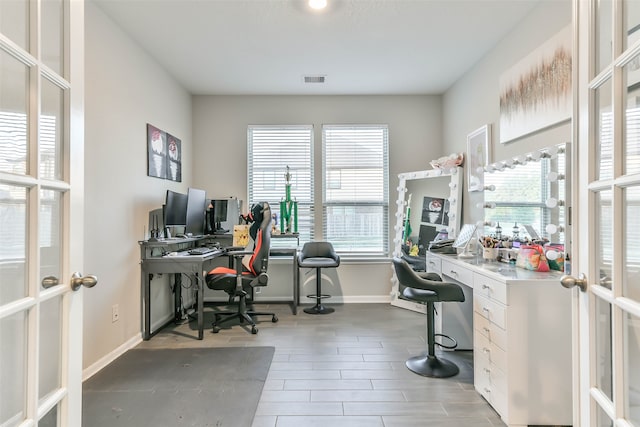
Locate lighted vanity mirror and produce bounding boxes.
[390,166,463,310]
[481,142,571,248]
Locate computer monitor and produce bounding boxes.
[418,224,438,255]
[185,188,207,236]
[210,199,229,234]
[164,190,188,227]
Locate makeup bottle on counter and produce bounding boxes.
[495,222,502,240]
[564,253,571,275]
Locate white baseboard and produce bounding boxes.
[83,334,141,382]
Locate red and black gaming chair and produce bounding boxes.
[205,201,278,334]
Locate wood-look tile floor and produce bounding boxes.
[139,303,505,427]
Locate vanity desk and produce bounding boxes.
[426,251,572,427]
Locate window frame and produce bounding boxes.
[321,124,390,257]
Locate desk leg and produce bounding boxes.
[293,253,298,315]
[197,274,204,340]
[143,273,152,340]
[174,273,183,322]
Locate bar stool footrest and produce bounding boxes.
[306,294,331,300]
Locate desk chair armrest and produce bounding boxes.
[226,249,253,257]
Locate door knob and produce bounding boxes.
[70,272,98,291]
[560,273,587,292]
[41,276,59,289]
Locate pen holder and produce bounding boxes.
[482,247,499,261]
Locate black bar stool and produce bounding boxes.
[392,257,465,378]
[297,241,340,314]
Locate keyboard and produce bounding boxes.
[188,247,218,256]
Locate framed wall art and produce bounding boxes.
[467,124,491,192]
[499,25,572,143]
[147,123,182,182]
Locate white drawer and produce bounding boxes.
[473,272,507,305]
[475,330,507,372]
[474,293,506,330]
[425,254,442,274]
[474,350,507,417]
[441,259,473,284]
[474,311,507,351]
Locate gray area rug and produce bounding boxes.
[83,347,275,427]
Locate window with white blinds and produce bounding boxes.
[247,125,313,246]
[322,125,389,256]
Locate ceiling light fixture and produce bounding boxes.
[309,0,327,10]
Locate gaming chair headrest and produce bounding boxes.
[249,202,271,241]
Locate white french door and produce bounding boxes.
[0,0,87,426]
[574,0,640,425]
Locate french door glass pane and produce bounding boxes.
[625,1,640,51]
[0,50,29,176]
[596,190,613,289]
[624,55,640,175]
[595,297,613,400]
[596,79,613,181]
[0,184,27,305]
[39,404,58,427]
[624,186,640,300]
[0,0,28,51]
[626,311,640,424]
[40,189,61,280]
[40,77,64,181]
[596,0,613,74]
[596,401,615,426]
[39,296,61,401]
[41,0,64,76]
[0,311,27,427]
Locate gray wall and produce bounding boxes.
[84,2,192,369]
[191,95,443,301]
[443,1,572,227]
[81,0,572,373]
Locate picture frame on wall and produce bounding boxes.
[467,124,491,192]
[147,123,182,182]
[166,133,182,182]
[147,124,167,179]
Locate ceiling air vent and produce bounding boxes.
[303,75,326,84]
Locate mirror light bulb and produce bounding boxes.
[547,172,565,182]
[545,198,564,209]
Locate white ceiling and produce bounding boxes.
[91,0,541,95]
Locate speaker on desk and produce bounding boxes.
[205,209,214,235]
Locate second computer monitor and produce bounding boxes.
[185,188,207,236]
[210,199,229,233]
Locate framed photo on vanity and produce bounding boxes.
[467,124,491,192]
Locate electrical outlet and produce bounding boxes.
[112,304,119,323]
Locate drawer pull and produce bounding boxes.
[483,327,490,334]
[484,387,491,393]
[481,284,492,290]
[482,307,491,313]
[482,347,490,354]
[449,269,458,276]
[483,368,491,374]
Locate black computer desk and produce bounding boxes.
[140,245,224,340]
[139,234,299,340]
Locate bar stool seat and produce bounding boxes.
[297,241,340,315]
